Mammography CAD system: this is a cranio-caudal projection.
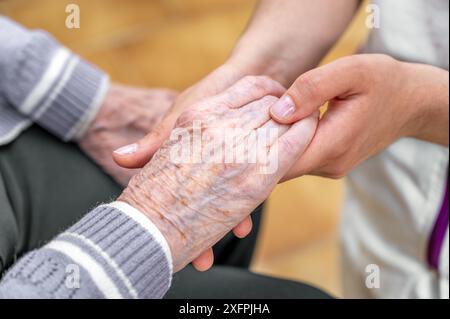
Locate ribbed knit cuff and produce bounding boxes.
[50,202,173,299]
[31,58,110,141]
[1,16,109,141]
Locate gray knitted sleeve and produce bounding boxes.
[0,15,109,142]
[0,202,173,299]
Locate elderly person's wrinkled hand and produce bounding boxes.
[78,84,177,186]
[118,76,318,271]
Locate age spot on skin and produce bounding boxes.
[180,197,189,206]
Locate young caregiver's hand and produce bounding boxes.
[118,76,318,272]
[269,54,449,180]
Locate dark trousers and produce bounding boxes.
[0,126,330,298]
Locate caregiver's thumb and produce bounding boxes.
[113,112,178,168]
[270,55,366,124]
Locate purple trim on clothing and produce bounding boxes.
[427,175,449,270]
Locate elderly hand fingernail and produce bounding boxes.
[271,95,295,119]
[114,143,138,155]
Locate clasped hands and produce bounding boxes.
[78,53,448,272]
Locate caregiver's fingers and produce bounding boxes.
[257,118,290,145]
[113,112,178,168]
[275,112,319,178]
[232,216,253,238]
[270,55,369,124]
[280,109,351,181]
[192,248,214,272]
[280,122,327,182]
[192,217,253,272]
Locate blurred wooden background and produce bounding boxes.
[0,0,369,297]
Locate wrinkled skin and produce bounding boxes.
[79,84,177,186]
[112,65,266,270]
[118,76,318,271]
[113,64,248,169]
[79,83,250,269]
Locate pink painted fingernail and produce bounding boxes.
[270,95,296,119]
[114,143,138,155]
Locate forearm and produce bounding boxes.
[403,62,449,146]
[156,0,359,136]
[227,0,360,86]
[0,202,172,299]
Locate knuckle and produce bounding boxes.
[242,75,280,95]
[239,75,260,87]
[345,55,369,81]
[346,54,397,81]
[255,75,278,87]
[260,94,279,105]
[343,54,371,70]
[346,54,366,67]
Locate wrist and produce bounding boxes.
[226,45,292,87]
[227,32,327,87]
[74,80,112,142]
[400,62,449,145]
[117,155,191,272]
[76,85,114,141]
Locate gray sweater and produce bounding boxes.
[0,17,172,298]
